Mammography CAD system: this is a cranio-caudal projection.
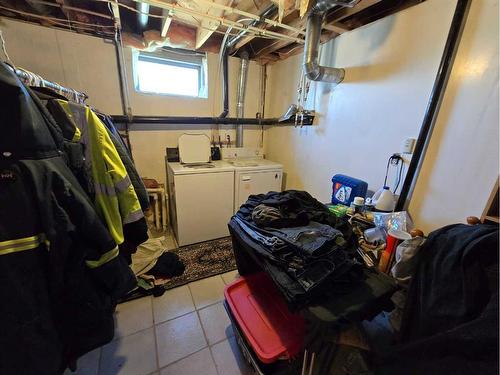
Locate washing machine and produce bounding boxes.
[232,159,283,213]
[166,160,235,246]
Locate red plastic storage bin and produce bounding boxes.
[224,272,305,364]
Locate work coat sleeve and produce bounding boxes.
[95,112,148,248]
[50,158,137,298]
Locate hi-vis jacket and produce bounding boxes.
[54,100,145,246]
[0,63,136,374]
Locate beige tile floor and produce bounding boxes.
[66,270,252,375]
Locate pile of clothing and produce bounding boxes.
[127,236,185,298]
[232,190,364,308]
[376,223,498,375]
[0,62,150,374]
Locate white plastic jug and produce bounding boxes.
[372,186,395,212]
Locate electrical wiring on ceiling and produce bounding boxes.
[0,3,242,40]
[28,0,114,20]
[95,0,288,40]
[0,1,305,46]
[96,0,303,44]
[0,5,116,30]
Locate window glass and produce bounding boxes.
[134,51,207,98]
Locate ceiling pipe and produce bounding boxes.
[137,2,150,30]
[226,5,278,52]
[110,115,314,126]
[303,0,346,83]
[131,0,302,44]
[236,51,249,147]
[219,5,277,119]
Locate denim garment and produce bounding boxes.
[267,221,342,255]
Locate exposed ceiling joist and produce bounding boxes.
[232,8,294,51]
[323,22,351,33]
[196,20,219,49]
[160,8,173,37]
[110,0,121,27]
[0,0,424,63]
[252,15,305,58]
[132,0,303,44]
[325,0,382,24]
[195,0,233,49]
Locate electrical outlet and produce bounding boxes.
[401,137,416,154]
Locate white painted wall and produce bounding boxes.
[0,17,264,183]
[265,0,499,232]
[265,0,456,202]
[408,0,499,233]
[1,0,498,233]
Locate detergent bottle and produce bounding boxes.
[372,186,395,212]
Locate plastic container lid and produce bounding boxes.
[178,134,211,164]
[353,196,365,206]
[224,272,304,363]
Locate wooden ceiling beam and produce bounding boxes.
[322,21,351,33]
[255,0,379,61]
[325,0,382,24]
[233,8,295,51]
[195,0,234,49]
[161,8,174,37]
[251,15,305,58]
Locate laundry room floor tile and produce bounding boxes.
[199,302,234,345]
[160,347,217,375]
[155,311,207,368]
[221,270,240,285]
[64,347,100,375]
[189,275,226,309]
[114,296,153,339]
[152,285,195,324]
[211,337,253,375]
[100,327,157,375]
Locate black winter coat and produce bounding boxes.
[0,63,136,374]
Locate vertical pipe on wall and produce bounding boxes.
[114,40,132,119]
[236,51,249,147]
[219,48,229,118]
[258,64,267,148]
[395,0,471,211]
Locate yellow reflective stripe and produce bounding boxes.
[0,235,40,247]
[72,126,81,142]
[0,234,45,256]
[85,247,119,269]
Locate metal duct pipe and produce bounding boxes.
[219,5,277,119]
[236,51,249,147]
[137,2,150,29]
[226,5,278,51]
[303,0,345,83]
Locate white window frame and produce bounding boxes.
[133,49,208,98]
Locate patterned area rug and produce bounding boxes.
[163,236,237,290]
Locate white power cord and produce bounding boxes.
[0,28,14,66]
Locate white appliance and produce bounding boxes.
[178,134,211,164]
[232,158,283,212]
[166,160,235,247]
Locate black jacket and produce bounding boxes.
[0,63,136,374]
[377,223,499,375]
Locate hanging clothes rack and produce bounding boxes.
[6,64,88,103]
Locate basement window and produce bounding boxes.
[134,49,208,98]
